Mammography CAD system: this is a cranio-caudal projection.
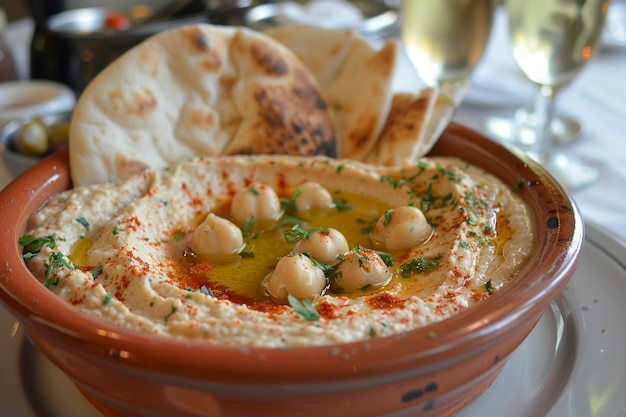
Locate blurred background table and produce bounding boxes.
[1,3,625,241]
[456,7,626,241]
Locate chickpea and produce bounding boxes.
[265,252,327,303]
[370,206,432,251]
[230,182,283,231]
[188,213,244,257]
[331,248,391,292]
[294,181,335,213]
[295,228,349,264]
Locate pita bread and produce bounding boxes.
[69,24,336,186]
[364,89,437,166]
[265,24,399,160]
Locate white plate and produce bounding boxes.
[1,221,625,417]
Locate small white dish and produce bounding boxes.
[0,80,75,127]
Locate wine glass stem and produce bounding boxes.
[531,85,559,163]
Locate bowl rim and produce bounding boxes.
[0,123,584,383]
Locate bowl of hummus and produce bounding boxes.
[0,123,583,417]
[0,23,583,417]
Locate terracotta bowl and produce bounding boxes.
[0,123,583,417]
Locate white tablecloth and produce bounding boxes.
[455,8,626,240]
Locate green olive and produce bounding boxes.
[16,118,48,157]
[47,122,70,147]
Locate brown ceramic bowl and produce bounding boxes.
[0,123,583,417]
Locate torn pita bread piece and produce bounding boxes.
[364,89,437,166]
[265,24,399,160]
[69,24,336,186]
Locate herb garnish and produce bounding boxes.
[512,175,525,191]
[90,264,104,278]
[242,216,260,239]
[356,217,377,234]
[19,234,63,259]
[102,293,112,306]
[164,305,177,322]
[380,176,404,189]
[485,280,494,294]
[283,224,328,244]
[287,294,320,321]
[280,189,302,214]
[436,164,463,183]
[300,251,333,273]
[199,285,215,298]
[459,241,471,249]
[76,217,90,228]
[351,245,393,267]
[43,252,74,288]
[332,197,355,212]
[399,255,442,278]
[281,215,303,225]
[383,209,393,226]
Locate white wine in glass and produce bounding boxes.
[488,0,608,189]
[401,0,497,92]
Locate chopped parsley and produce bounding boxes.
[350,245,393,267]
[383,209,393,226]
[242,216,260,239]
[199,285,214,298]
[43,251,75,288]
[112,226,119,235]
[76,217,90,228]
[356,217,377,234]
[249,187,260,196]
[380,176,404,189]
[436,164,463,183]
[332,197,355,212]
[399,255,442,278]
[280,189,302,214]
[288,294,320,321]
[301,251,334,273]
[281,215,303,225]
[283,224,328,244]
[336,163,346,174]
[485,280,495,294]
[19,234,63,259]
[512,175,525,191]
[102,293,112,306]
[164,305,177,322]
[89,264,104,278]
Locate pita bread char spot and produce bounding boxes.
[249,40,289,76]
[264,24,399,160]
[223,76,336,156]
[365,90,437,166]
[108,88,158,117]
[69,24,337,186]
[190,28,210,51]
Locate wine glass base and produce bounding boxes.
[532,152,599,190]
[484,109,582,147]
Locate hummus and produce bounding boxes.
[21,155,534,347]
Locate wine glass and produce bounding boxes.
[486,0,609,189]
[400,0,498,104]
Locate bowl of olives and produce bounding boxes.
[0,111,71,178]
